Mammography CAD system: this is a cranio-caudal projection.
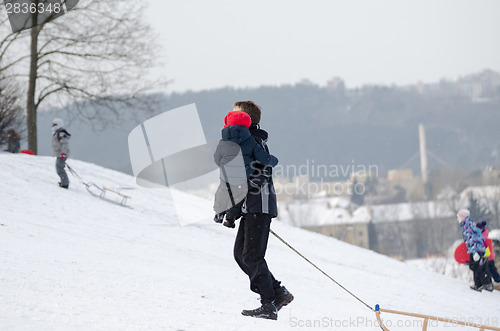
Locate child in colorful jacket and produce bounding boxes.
[457,209,493,291]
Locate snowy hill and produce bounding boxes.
[1,153,499,331]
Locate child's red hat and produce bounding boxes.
[224,111,251,128]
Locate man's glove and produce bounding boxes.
[214,213,224,224]
[60,153,67,161]
[223,214,236,228]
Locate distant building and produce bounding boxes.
[278,198,461,259]
[385,169,425,202]
[326,77,345,92]
[304,223,370,249]
[458,69,500,102]
[483,167,500,185]
[404,69,500,102]
[387,168,413,181]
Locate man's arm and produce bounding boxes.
[251,140,278,167]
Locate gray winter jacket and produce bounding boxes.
[52,128,71,157]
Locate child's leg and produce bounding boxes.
[475,254,493,288]
[488,260,500,283]
[469,256,482,288]
[480,261,493,287]
[56,158,69,187]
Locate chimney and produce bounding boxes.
[419,123,428,183]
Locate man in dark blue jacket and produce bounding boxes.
[232,101,294,320]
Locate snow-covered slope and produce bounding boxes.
[1,153,499,331]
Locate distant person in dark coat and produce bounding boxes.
[213,110,278,228]
[51,118,71,189]
[6,129,20,153]
[232,101,294,320]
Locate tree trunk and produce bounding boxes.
[26,24,40,154]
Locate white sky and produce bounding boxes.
[145,0,500,93]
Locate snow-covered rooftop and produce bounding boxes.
[279,199,457,227]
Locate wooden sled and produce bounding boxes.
[86,182,132,207]
[375,305,500,331]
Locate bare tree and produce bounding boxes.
[429,167,469,199]
[1,0,165,154]
[473,188,500,229]
[467,192,492,223]
[486,192,500,229]
[0,75,24,146]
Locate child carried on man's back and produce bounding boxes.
[213,111,278,228]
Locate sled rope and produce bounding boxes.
[66,163,86,184]
[67,163,96,189]
[269,229,374,312]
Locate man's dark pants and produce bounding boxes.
[234,213,281,304]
